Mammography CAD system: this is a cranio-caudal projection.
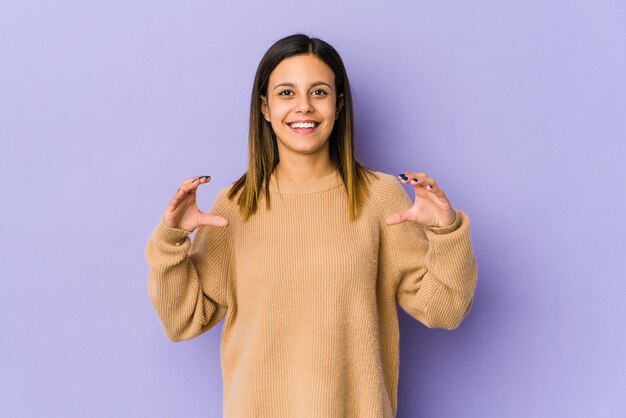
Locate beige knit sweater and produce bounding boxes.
[144,169,477,418]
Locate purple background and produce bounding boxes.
[1,1,625,417]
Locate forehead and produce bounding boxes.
[268,54,335,86]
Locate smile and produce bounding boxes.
[288,121,320,135]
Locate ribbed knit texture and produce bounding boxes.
[144,169,477,418]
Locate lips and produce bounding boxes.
[287,120,320,135]
[288,123,319,135]
[288,120,320,127]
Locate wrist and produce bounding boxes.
[434,209,457,228]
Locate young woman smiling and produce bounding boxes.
[145,33,477,417]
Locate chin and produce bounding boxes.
[280,141,327,155]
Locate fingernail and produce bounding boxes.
[398,173,408,180]
[411,178,419,182]
[201,175,211,180]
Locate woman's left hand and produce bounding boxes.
[385,171,457,228]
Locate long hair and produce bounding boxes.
[228,33,377,221]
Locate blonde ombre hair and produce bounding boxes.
[228,33,378,221]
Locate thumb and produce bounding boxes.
[385,210,414,226]
[197,212,229,227]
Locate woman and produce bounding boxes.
[145,33,477,418]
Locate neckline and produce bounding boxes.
[269,168,344,195]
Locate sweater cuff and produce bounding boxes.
[425,209,463,235]
[151,217,193,246]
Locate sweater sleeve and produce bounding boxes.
[144,187,232,342]
[378,176,478,330]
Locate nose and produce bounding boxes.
[296,94,313,113]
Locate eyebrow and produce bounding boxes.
[272,81,333,91]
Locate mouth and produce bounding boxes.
[287,121,320,135]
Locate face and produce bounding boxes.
[260,53,343,160]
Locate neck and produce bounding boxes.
[273,153,337,182]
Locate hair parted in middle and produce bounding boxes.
[228,33,378,221]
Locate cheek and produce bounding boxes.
[268,100,290,116]
[323,109,337,125]
[323,101,337,117]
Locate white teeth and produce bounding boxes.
[289,122,317,129]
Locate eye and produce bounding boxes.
[278,90,293,96]
[312,89,328,96]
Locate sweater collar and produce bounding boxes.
[269,168,344,195]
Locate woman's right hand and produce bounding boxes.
[162,175,229,232]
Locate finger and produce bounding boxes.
[179,175,211,195]
[403,172,437,191]
[397,173,407,183]
[169,176,211,211]
[419,177,438,192]
[397,172,420,185]
[174,177,200,197]
[419,178,447,198]
[183,176,199,185]
[385,210,414,225]
[198,213,229,227]
[169,186,193,211]
[405,171,428,180]
[185,175,211,191]
[398,171,428,187]
[181,175,211,186]
[418,178,451,207]
[402,172,425,187]
[190,175,211,186]
[167,190,187,213]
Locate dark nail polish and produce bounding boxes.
[411,178,419,182]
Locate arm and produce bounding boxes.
[380,177,477,330]
[144,189,232,342]
[391,209,477,330]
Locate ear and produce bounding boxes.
[260,95,270,122]
[335,93,344,119]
